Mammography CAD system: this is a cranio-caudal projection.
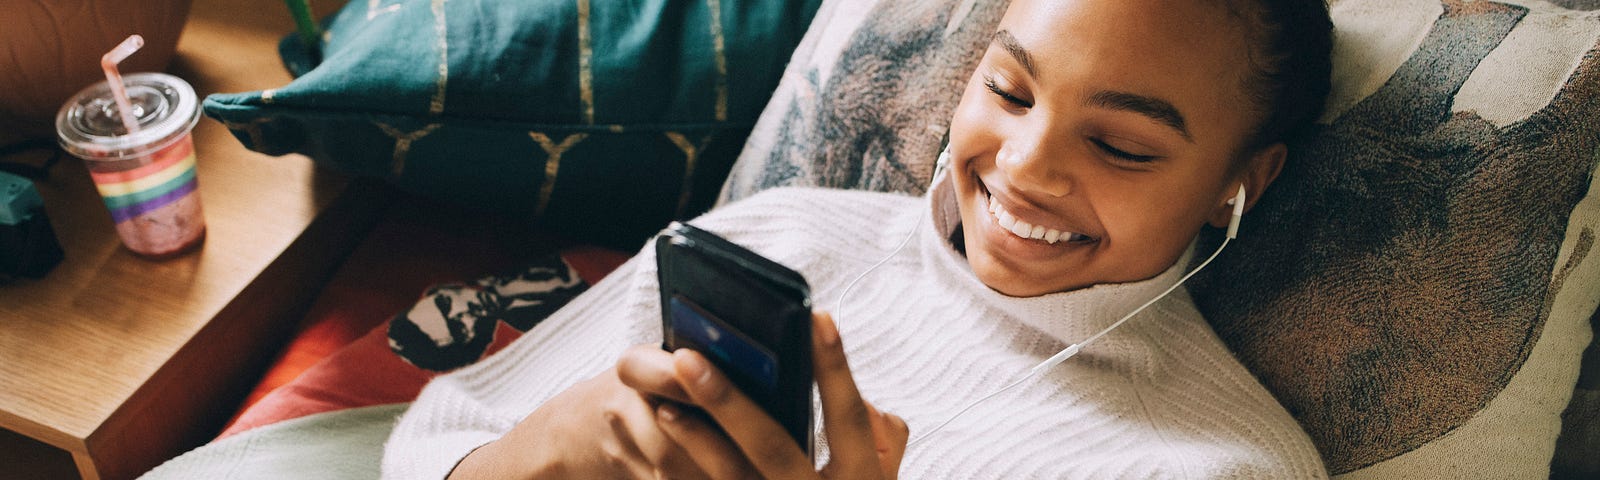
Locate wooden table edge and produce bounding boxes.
[72,177,391,480]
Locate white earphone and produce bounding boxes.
[1226,183,1246,239]
[842,146,1250,447]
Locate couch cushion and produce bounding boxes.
[1192,1,1599,476]
[223,241,629,438]
[204,0,820,249]
[719,0,1006,200]
[719,0,1600,477]
[1555,307,1600,478]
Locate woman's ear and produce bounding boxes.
[1208,143,1286,229]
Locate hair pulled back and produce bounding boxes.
[1234,0,1335,150]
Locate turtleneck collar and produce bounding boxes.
[919,169,1196,344]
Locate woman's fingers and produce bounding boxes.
[601,367,711,480]
[601,397,671,479]
[654,402,762,480]
[672,348,816,479]
[662,314,906,480]
[617,344,694,404]
[810,312,878,476]
[866,403,910,480]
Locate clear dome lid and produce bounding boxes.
[55,72,200,161]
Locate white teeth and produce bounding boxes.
[986,193,1085,245]
[1010,221,1033,239]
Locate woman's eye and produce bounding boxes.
[1091,138,1158,163]
[983,76,1031,109]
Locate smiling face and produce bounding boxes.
[948,0,1286,297]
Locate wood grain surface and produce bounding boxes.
[0,0,363,478]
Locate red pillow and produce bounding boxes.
[220,245,628,438]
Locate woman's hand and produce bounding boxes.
[624,311,910,479]
[447,364,707,479]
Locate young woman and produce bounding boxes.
[385,0,1334,478]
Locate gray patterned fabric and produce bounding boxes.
[1188,0,1599,472]
[720,0,1600,477]
[719,0,1010,201]
[1553,0,1600,10]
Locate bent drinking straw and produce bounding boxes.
[101,35,145,135]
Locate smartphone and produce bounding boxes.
[655,222,814,456]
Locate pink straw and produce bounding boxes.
[101,35,145,135]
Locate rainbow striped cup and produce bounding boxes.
[57,72,204,258]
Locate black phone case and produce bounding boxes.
[655,222,814,455]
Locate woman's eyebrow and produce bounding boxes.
[1087,91,1194,142]
[992,30,1038,79]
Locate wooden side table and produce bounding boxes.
[0,1,377,479]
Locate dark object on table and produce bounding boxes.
[0,171,64,281]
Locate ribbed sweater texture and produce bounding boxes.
[382,179,1328,479]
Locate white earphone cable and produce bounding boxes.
[907,235,1233,448]
[834,147,1247,449]
[835,153,949,324]
[834,213,925,325]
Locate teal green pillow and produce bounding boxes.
[203,0,820,248]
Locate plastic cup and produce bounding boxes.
[56,72,205,258]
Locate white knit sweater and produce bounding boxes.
[382,178,1328,479]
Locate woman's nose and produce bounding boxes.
[997,134,1074,197]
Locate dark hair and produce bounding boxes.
[1233,0,1335,151]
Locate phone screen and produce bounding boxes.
[668,295,780,392]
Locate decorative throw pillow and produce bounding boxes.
[387,254,588,372]
[1554,307,1600,478]
[1188,1,1599,477]
[718,0,1009,201]
[203,0,821,249]
[222,247,631,438]
[718,0,1600,477]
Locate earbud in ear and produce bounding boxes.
[1226,185,1246,239]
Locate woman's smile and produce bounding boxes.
[972,175,1099,262]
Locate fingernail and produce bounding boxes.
[675,349,712,388]
[657,403,680,423]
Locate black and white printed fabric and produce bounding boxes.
[387,254,588,372]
